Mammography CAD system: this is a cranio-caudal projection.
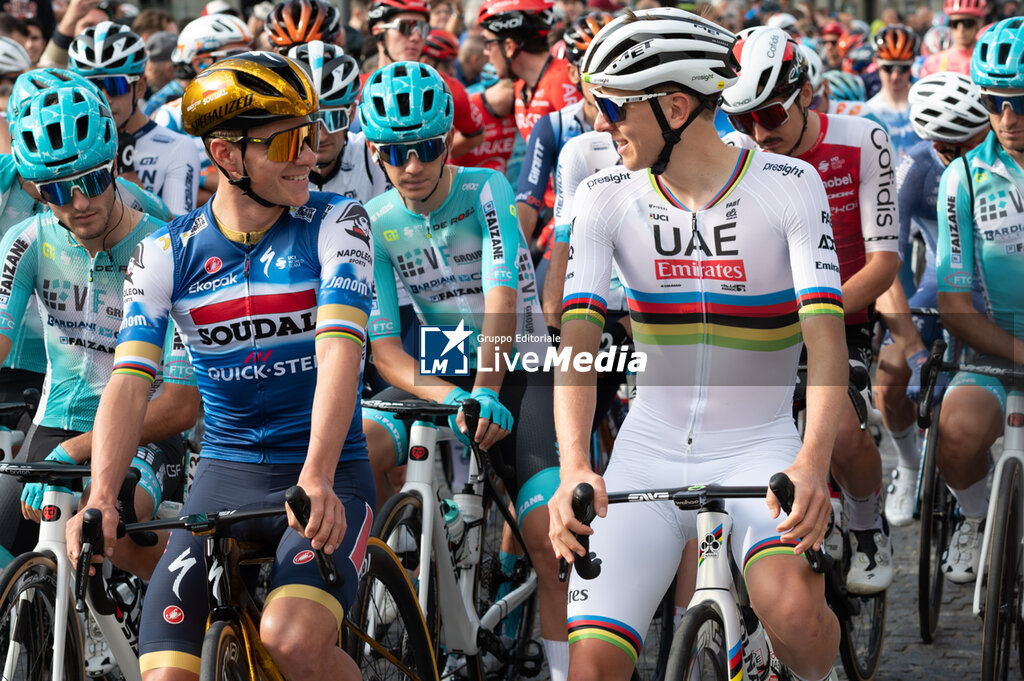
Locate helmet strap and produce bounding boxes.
[648,94,709,176]
[784,102,810,157]
[220,138,287,208]
[421,150,451,204]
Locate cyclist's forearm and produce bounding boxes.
[542,243,569,329]
[841,250,900,317]
[875,278,926,357]
[0,335,11,370]
[139,383,201,444]
[938,291,1024,364]
[553,320,601,474]
[450,129,483,157]
[474,287,516,393]
[305,338,362,479]
[799,315,847,468]
[89,374,151,506]
[371,337,464,403]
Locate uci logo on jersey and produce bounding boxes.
[418,320,471,376]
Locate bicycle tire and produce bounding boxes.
[632,581,675,681]
[664,602,730,681]
[198,619,249,681]
[0,552,85,681]
[373,491,441,665]
[835,587,886,681]
[346,537,440,681]
[917,402,953,644]
[982,457,1023,681]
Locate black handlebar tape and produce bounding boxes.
[285,486,341,588]
[559,482,603,582]
[461,398,481,444]
[77,509,116,615]
[768,472,828,574]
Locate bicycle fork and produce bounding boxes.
[689,505,749,681]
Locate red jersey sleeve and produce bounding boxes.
[443,74,484,137]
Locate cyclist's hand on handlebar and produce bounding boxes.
[442,387,474,447]
[467,387,513,450]
[767,459,830,555]
[292,473,346,555]
[66,500,119,574]
[21,445,77,521]
[547,467,606,563]
[905,350,928,400]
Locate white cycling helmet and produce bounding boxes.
[173,14,254,76]
[0,37,30,75]
[722,26,807,114]
[908,72,990,143]
[287,40,360,108]
[799,42,823,93]
[69,21,149,77]
[581,7,738,97]
[767,12,799,33]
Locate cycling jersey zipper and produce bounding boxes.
[686,211,709,452]
[242,242,267,462]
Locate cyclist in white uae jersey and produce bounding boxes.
[548,10,845,681]
[723,26,901,595]
[69,22,200,217]
[874,72,990,526]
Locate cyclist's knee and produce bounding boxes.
[747,556,828,641]
[519,506,559,576]
[142,667,198,681]
[938,386,1002,451]
[568,638,635,681]
[363,418,400,475]
[261,597,339,667]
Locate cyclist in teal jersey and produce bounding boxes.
[0,69,172,402]
[0,77,199,580]
[933,17,1024,584]
[359,61,569,681]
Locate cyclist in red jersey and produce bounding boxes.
[452,79,519,175]
[365,0,485,156]
[477,0,581,143]
[723,27,901,596]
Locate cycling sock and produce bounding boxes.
[843,488,882,531]
[888,423,920,470]
[950,476,988,519]
[790,669,834,681]
[542,638,569,681]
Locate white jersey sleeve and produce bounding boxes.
[858,120,900,254]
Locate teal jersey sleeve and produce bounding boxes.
[0,217,39,343]
[160,323,196,386]
[116,179,173,222]
[936,158,974,294]
[477,170,520,293]
[367,195,402,341]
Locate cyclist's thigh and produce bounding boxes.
[499,372,560,524]
[266,459,376,626]
[567,445,690,666]
[362,386,416,465]
[945,355,1012,418]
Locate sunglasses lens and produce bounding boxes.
[90,76,132,96]
[983,94,1024,115]
[728,113,755,135]
[595,96,625,124]
[265,123,319,162]
[319,108,351,133]
[397,19,428,36]
[38,167,114,205]
[728,100,790,135]
[380,138,446,165]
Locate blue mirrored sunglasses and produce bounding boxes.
[982,93,1024,116]
[36,164,115,206]
[88,75,140,97]
[316,108,351,134]
[377,137,446,166]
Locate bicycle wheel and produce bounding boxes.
[633,582,675,681]
[0,552,85,681]
[982,457,1023,681]
[346,537,440,681]
[664,602,729,681]
[373,491,441,663]
[198,619,249,681]
[918,403,954,644]
[835,585,886,681]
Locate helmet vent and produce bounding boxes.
[394,64,408,78]
[755,69,771,98]
[236,70,280,96]
[20,131,36,153]
[76,115,89,142]
[397,92,410,117]
[46,122,63,151]
[423,88,434,113]
[373,95,387,117]
[997,43,1011,67]
[43,91,58,107]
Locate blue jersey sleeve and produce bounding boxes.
[515,113,557,210]
[113,230,174,383]
[314,198,374,347]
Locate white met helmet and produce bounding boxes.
[173,14,253,74]
[0,37,30,75]
[69,21,149,77]
[799,42,823,93]
[908,72,990,143]
[287,40,360,107]
[581,8,738,97]
[722,26,807,114]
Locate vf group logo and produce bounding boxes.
[419,320,472,376]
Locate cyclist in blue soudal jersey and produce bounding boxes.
[873,71,990,527]
[933,18,1024,584]
[548,10,846,681]
[66,52,376,681]
[358,61,569,681]
[0,75,198,578]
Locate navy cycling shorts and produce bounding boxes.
[138,457,375,675]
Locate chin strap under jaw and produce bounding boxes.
[647,94,713,176]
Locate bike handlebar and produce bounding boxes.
[285,485,340,588]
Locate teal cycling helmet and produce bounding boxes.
[824,70,866,101]
[11,87,117,182]
[971,17,1024,90]
[358,61,453,143]
[7,68,105,122]
[69,21,148,77]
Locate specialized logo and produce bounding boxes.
[163,605,184,624]
[168,547,197,600]
[419,320,472,376]
[293,550,315,565]
[205,257,223,274]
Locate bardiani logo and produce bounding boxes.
[419,319,472,376]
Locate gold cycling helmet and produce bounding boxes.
[182,50,317,137]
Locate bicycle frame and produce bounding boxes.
[1,487,141,681]
[397,420,537,656]
[973,388,1024,617]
